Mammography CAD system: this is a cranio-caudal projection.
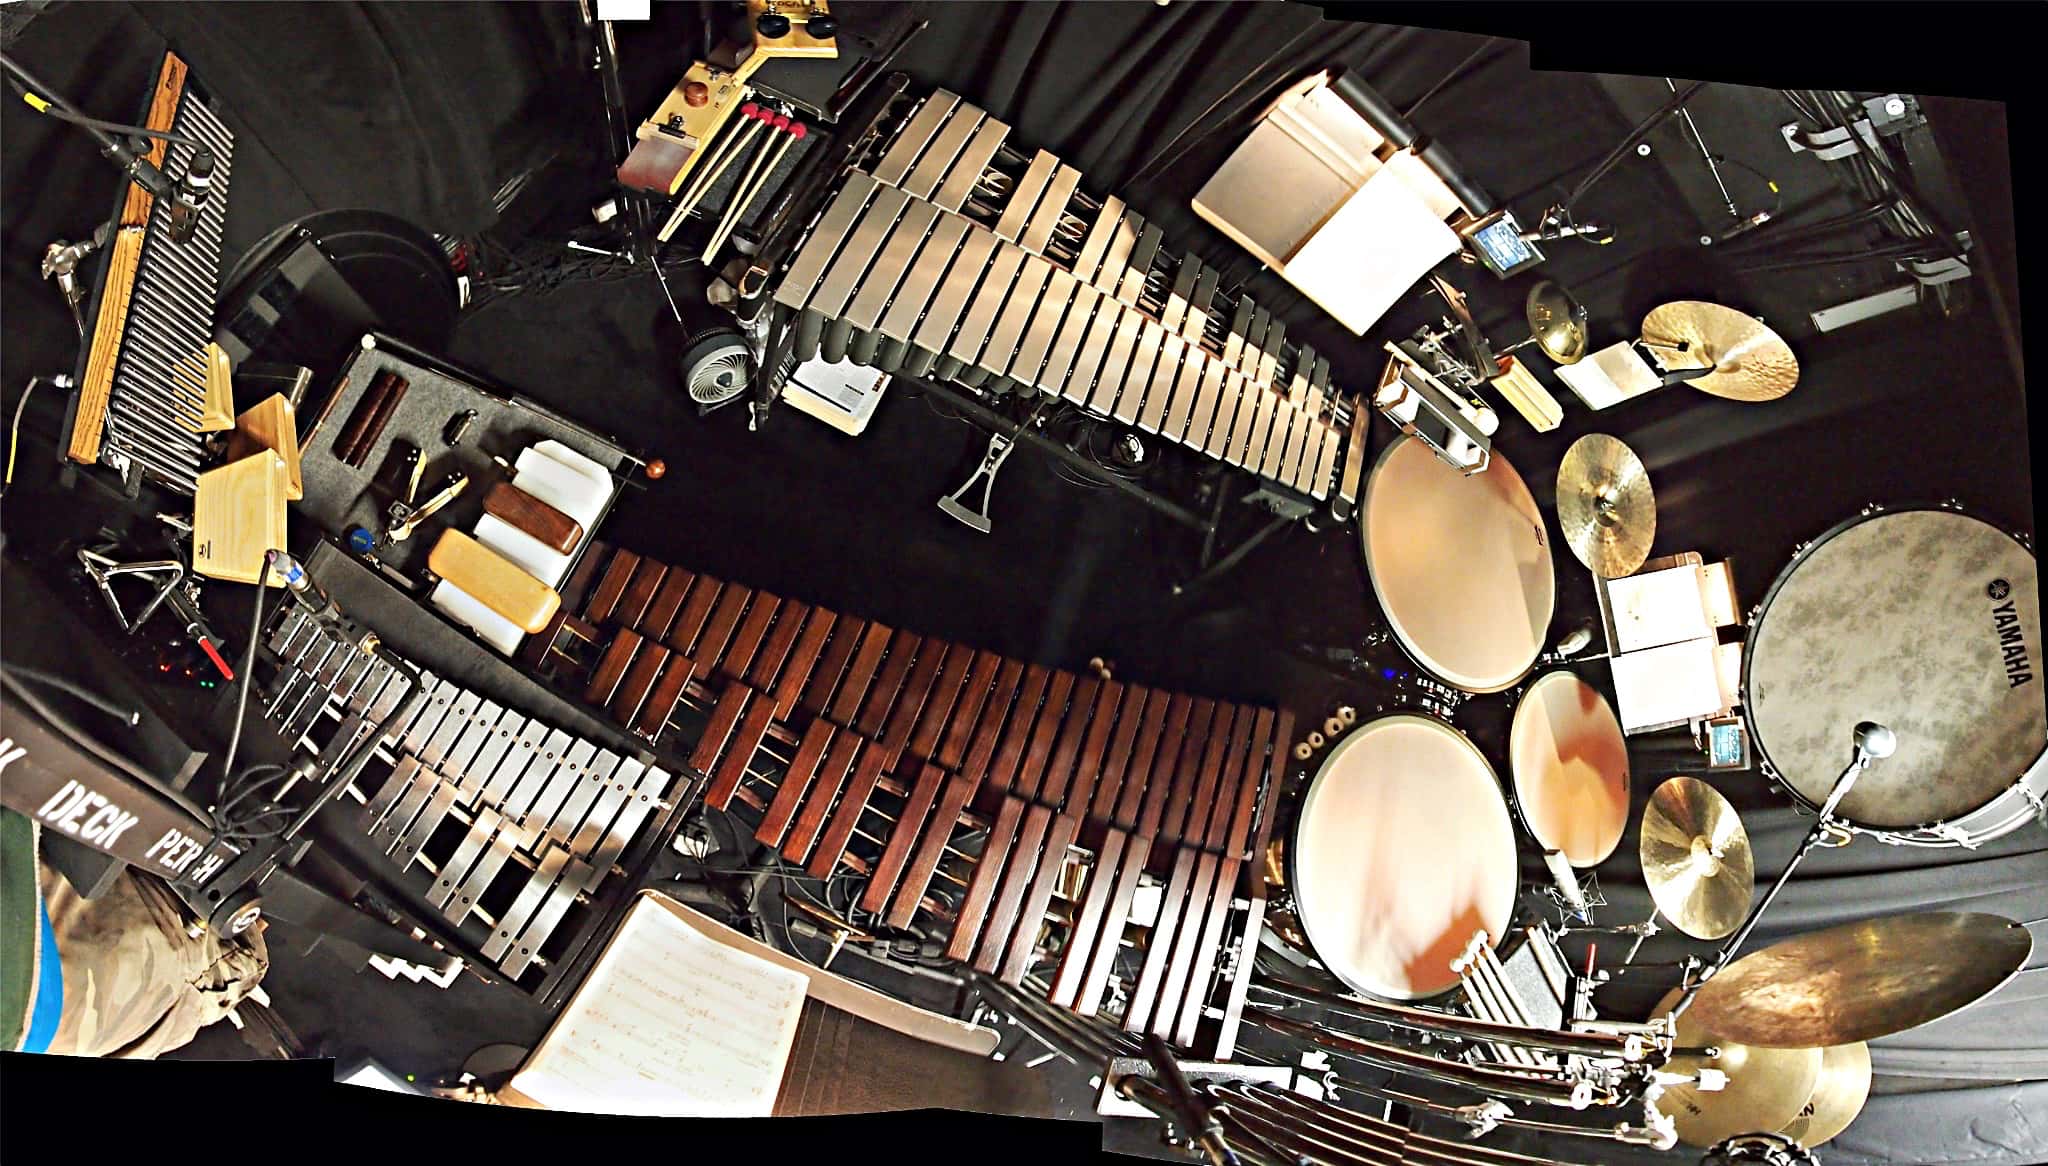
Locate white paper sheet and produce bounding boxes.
[1607,565,1714,653]
[509,895,808,1117]
[1283,165,1460,335]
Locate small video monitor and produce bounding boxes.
[1467,211,1545,278]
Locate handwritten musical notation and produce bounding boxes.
[509,894,808,1116]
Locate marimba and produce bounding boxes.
[771,88,1370,518]
[528,541,1295,1055]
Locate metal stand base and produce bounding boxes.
[938,429,1016,534]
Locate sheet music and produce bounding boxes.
[508,895,808,1116]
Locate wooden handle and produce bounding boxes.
[333,372,401,461]
[347,378,410,467]
[428,529,561,634]
[482,480,583,554]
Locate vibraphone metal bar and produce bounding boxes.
[771,88,1368,517]
[68,51,236,493]
[261,608,675,982]
[527,542,1294,1053]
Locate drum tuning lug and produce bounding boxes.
[1293,741,1314,761]
[1306,730,1326,749]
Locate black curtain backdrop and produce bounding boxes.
[2,4,2041,1164]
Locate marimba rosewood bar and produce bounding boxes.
[525,541,1294,1055]
[770,87,1371,520]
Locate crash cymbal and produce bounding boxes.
[1525,280,1589,364]
[1779,1042,1871,1148]
[1641,776,1754,939]
[1655,988,1822,1148]
[1687,911,2034,1049]
[1556,433,1655,578]
[1640,301,1800,401]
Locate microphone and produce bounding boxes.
[1542,849,1591,919]
[1854,721,1897,760]
[165,148,214,246]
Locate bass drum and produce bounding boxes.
[1360,437,1555,694]
[1746,504,2046,846]
[1285,714,1520,1001]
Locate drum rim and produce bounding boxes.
[1508,668,1630,867]
[1357,436,1555,695]
[1289,711,1519,1002]
[1742,501,2044,836]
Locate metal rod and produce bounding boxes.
[1664,78,1737,219]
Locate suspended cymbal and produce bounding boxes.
[1641,776,1754,939]
[1640,301,1800,401]
[1556,433,1655,578]
[1687,911,2034,1049]
[1525,280,1589,364]
[1655,988,1822,1148]
[1779,1042,1871,1148]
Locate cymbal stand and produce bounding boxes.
[1666,735,1884,1021]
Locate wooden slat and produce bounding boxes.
[1133,695,1195,836]
[1173,854,1243,1047]
[1050,826,1127,1006]
[689,683,752,783]
[634,654,693,742]
[887,768,976,929]
[665,574,724,656]
[771,608,837,719]
[583,630,641,707]
[784,730,863,863]
[1062,681,1124,813]
[1031,674,1098,806]
[1244,710,1294,882]
[976,802,1053,973]
[583,549,640,625]
[946,794,1025,962]
[1089,686,1150,824]
[858,762,948,913]
[855,628,922,737]
[705,693,777,809]
[828,621,894,725]
[1149,707,1252,1035]
[965,661,1033,782]
[616,559,667,632]
[1125,844,1199,1032]
[998,812,1080,983]
[1157,699,1218,844]
[610,641,671,727]
[642,569,696,641]
[1077,833,1153,1016]
[877,637,947,771]
[719,591,782,681]
[798,614,865,716]
[806,742,890,877]
[689,584,754,681]
[558,538,611,616]
[756,719,836,848]
[938,650,1004,769]
[748,600,811,690]
[905,644,973,766]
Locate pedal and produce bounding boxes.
[937,429,1017,534]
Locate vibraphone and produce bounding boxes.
[529,542,1295,1055]
[261,607,677,984]
[770,88,1370,518]
[68,51,236,492]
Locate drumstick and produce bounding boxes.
[664,103,768,238]
[673,100,761,213]
[704,117,804,263]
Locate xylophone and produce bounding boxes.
[527,541,1294,1055]
[770,88,1370,517]
[261,607,677,983]
[67,51,237,492]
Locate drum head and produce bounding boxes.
[1748,509,2044,828]
[1291,715,1519,1000]
[1361,437,1555,693]
[1510,671,1630,866]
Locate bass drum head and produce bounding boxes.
[1748,508,2044,829]
[1510,671,1631,867]
[1361,437,1555,693]
[1291,714,1519,1001]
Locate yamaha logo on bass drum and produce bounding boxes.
[1987,579,2033,687]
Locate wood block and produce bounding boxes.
[194,343,236,433]
[482,480,583,554]
[191,451,289,586]
[428,529,562,633]
[225,393,303,499]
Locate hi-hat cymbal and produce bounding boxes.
[1641,776,1754,939]
[1640,301,1800,401]
[1556,433,1655,578]
[1779,1042,1871,1148]
[1686,911,2034,1048]
[1525,281,1589,364]
[1655,988,1822,1148]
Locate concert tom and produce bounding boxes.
[1507,670,1630,869]
[1745,503,2046,847]
[1360,436,1555,695]
[1276,713,1520,1002]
